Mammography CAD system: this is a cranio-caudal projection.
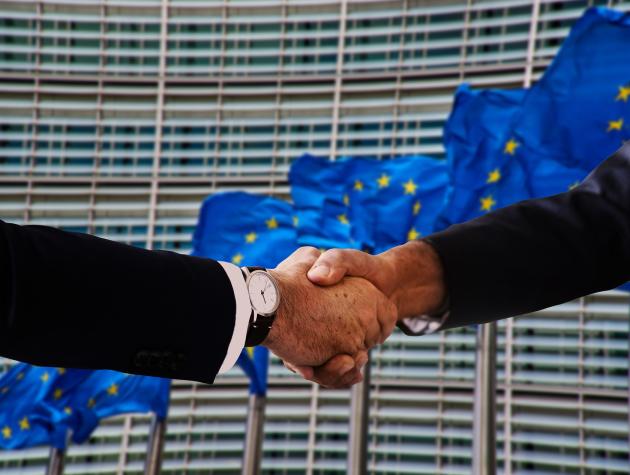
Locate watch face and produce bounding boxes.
[247,271,279,316]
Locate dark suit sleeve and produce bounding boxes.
[0,220,237,384]
[427,143,630,330]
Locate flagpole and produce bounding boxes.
[46,430,71,475]
[241,347,269,475]
[144,414,167,475]
[46,446,66,475]
[347,351,370,475]
[472,322,497,475]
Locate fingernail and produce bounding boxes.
[308,265,330,279]
[340,361,355,374]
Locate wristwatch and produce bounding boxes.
[241,266,281,347]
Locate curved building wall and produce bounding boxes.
[0,1,628,474]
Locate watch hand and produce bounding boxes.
[261,289,266,304]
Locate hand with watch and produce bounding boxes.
[239,247,398,384]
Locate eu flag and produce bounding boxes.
[57,371,170,444]
[0,363,170,449]
[192,192,298,268]
[289,154,365,250]
[0,364,85,449]
[513,7,630,171]
[290,154,448,253]
[437,84,589,230]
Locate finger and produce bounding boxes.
[298,354,355,387]
[288,363,314,380]
[375,292,398,344]
[278,246,321,271]
[307,249,374,286]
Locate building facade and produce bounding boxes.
[0,0,628,473]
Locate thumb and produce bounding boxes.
[307,249,372,286]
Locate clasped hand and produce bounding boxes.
[261,247,397,388]
[262,241,445,388]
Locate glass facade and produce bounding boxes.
[0,0,628,473]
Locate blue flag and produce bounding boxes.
[0,364,170,449]
[290,154,448,253]
[437,84,590,230]
[512,7,630,171]
[0,364,76,449]
[192,192,298,268]
[57,371,170,444]
[237,347,269,396]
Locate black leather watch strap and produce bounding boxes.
[243,266,276,347]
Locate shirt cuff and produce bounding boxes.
[217,261,251,374]
[397,311,450,336]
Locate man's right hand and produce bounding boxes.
[295,240,447,388]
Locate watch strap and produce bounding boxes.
[242,266,276,347]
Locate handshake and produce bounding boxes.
[261,240,447,389]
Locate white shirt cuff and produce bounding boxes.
[217,261,251,374]
[397,311,450,336]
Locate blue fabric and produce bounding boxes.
[0,364,77,449]
[512,7,630,171]
[290,154,448,253]
[237,347,269,396]
[0,364,169,449]
[192,192,298,268]
[59,371,170,444]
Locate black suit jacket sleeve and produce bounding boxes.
[0,220,238,384]
[427,143,630,330]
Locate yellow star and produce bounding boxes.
[343,194,350,206]
[231,253,244,265]
[607,118,623,132]
[569,181,580,190]
[503,138,519,155]
[40,372,49,383]
[413,201,421,216]
[292,216,299,227]
[87,398,96,409]
[107,384,118,396]
[376,174,390,189]
[337,214,349,225]
[354,180,364,191]
[2,426,11,439]
[407,228,421,241]
[480,195,497,212]
[19,417,29,431]
[266,217,278,229]
[615,85,630,102]
[16,372,24,381]
[53,388,63,400]
[64,407,72,415]
[1,386,8,395]
[403,179,418,195]
[486,169,501,183]
[245,232,257,244]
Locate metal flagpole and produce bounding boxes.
[242,391,266,475]
[241,346,269,475]
[472,322,497,475]
[45,447,66,475]
[347,352,371,475]
[46,430,71,475]
[144,414,168,475]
